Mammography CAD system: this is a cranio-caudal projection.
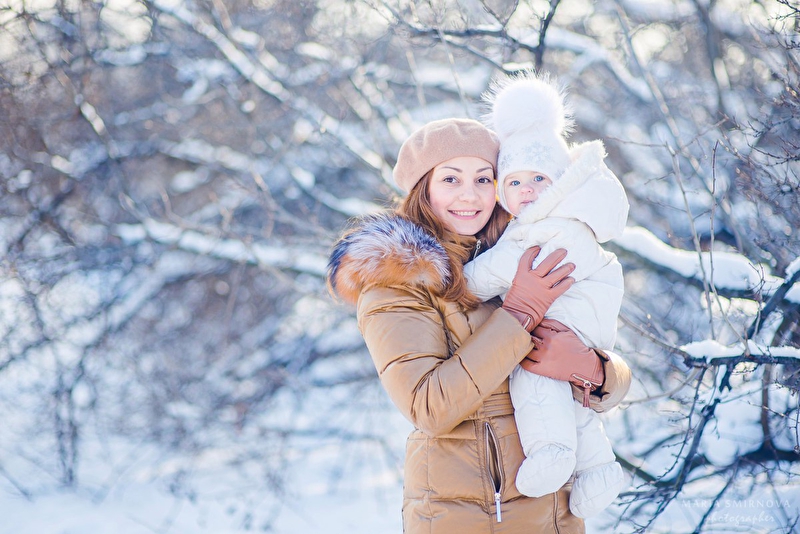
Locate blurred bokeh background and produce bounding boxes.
[1,1,799,532]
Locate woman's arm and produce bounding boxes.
[587,349,631,412]
[357,247,574,436]
[358,286,532,436]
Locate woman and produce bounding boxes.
[327,118,631,533]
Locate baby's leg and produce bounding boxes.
[569,404,625,518]
[509,365,577,497]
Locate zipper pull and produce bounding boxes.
[473,238,482,260]
[582,381,591,408]
[495,491,502,522]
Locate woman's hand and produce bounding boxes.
[524,319,595,362]
[501,247,575,332]
[519,318,606,383]
[521,319,616,409]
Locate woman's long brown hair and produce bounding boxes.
[398,171,511,309]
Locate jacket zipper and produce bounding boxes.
[484,421,503,523]
[472,238,482,260]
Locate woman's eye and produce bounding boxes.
[477,176,493,184]
[443,175,458,183]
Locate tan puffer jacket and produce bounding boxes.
[328,212,630,533]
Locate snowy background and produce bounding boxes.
[1,0,799,533]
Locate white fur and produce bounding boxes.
[327,213,451,304]
[483,71,574,140]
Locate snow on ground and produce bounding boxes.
[0,398,409,534]
[0,457,404,534]
[2,385,799,534]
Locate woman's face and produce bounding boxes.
[428,156,496,236]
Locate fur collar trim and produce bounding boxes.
[327,212,450,305]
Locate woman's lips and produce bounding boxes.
[450,210,479,217]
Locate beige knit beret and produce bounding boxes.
[393,118,500,193]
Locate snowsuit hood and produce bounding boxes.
[509,140,628,244]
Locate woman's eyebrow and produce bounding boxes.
[438,166,493,173]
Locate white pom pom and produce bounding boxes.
[484,73,573,140]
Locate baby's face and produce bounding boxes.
[502,171,553,215]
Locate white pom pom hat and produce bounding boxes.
[482,72,574,212]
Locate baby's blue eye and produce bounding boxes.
[510,180,520,186]
[534,175,544,182]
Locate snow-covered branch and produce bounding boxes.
[115,219,328,276]
[150,0,395,186]
[681,339,800,367]
[614,226,792,299]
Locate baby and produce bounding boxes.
[464,72,629,518]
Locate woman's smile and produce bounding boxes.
[450,210,481,217]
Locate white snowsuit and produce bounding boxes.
[464,140,629,518]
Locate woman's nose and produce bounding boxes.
[459,184,478,200]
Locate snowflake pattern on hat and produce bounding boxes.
[498,141,551,175]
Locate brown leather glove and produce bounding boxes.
[520,319,608,407]
[523,319,594,360]
[502,247,575,332]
